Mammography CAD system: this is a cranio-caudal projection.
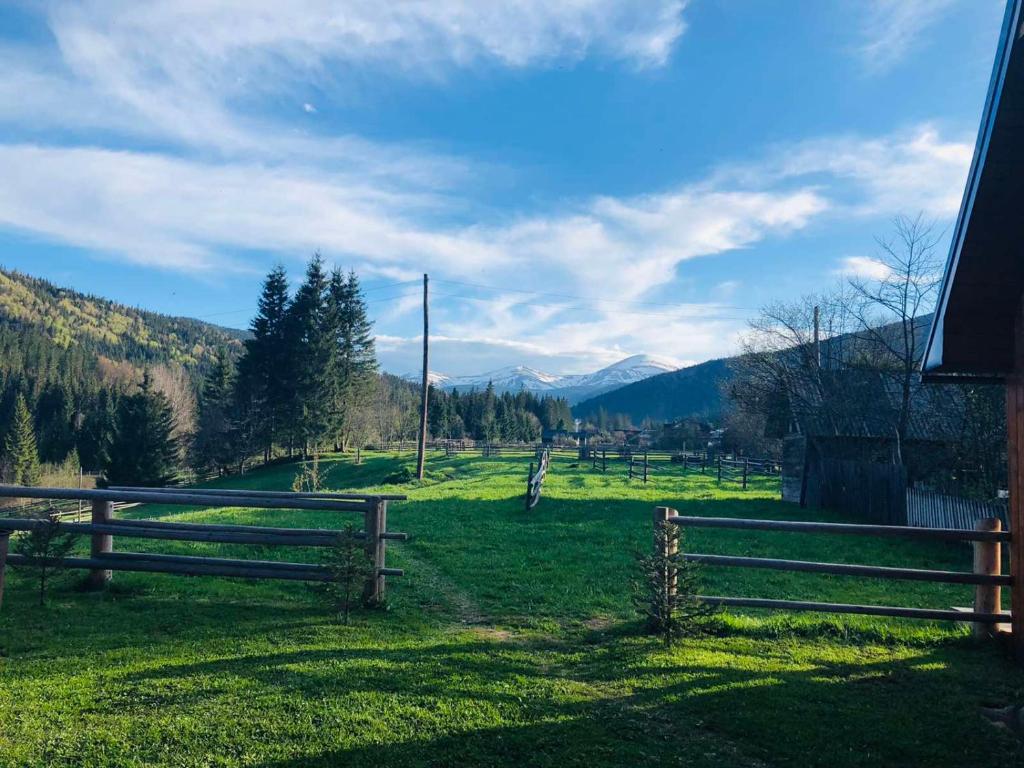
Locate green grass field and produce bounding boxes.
[1,452,1022,767]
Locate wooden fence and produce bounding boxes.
[656,507,1010,634]
[813,459,907,525]
[628,454,650,484]
[525,450,551,511]
[907,488,1011,532]
[0,485,408,609]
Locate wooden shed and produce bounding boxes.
[922,0,1024,654]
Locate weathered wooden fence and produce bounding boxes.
[812,459,907,525]
[656,506,1011,635]
[628,453,650,484]
[0,485,408,608]
[906,488,1011,532]
[525,450,551,511]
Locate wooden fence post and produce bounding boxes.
[973,517,1003,639]
[654,506,678,604]
[88,499,113,590]
[644,453,649,484]
[363,500,388,606]
[0,532,9,612]
[527,462,534,511]
[717,457,723,483]
[743,459,749,490]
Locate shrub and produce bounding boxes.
[12,509,77,605]
[632,523,717,647]
[319,523,374,624]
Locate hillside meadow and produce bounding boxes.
[1,452,1022,767]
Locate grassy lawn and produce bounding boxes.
[1,451,1022,767]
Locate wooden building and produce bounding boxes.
[922,0,1024,655]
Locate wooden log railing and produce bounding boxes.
[525,450,551,511]
[0,485,408,608]
[656,507,1012,631]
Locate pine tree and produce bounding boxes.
[633,525,717,647]
[193,349,238,474]
[5,393,42,486]
[77,389,117,471]
[327,269,378,451]
[236,264,292,461]
[287,255,333,453]
[103,372,179,487]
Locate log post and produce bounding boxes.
[0,532,9,612]
[88,499,113,590]
[363,500,388,606]
[743,459,749,490]
[654,506,678,604]
[972,517,1002,639]
[717,457,723,483]
[1008,373,1024,659]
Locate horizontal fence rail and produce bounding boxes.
[656,507,1012,633]
[109,486,408,502]
[0,485,377,513]
[666,515,1012,542]
[0,485,409,608]
[698,596,1007,624]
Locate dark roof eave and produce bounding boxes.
[922,0,1024,380]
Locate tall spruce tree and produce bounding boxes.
[236,265,292,461]
[193,349,238,475]
[287,255,333,454]
[5,393,42,486]
[327,269,378,451]
[78,389,117,472]
[103,373,179,487]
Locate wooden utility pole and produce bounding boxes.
[813,305,821,368]
[416,274,429,481]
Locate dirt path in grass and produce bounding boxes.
[397,546,510,638]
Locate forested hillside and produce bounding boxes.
[0,269,245,370]
[0,268,248,473]
[573,357,731,425]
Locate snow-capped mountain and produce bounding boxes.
[402,354,679,404]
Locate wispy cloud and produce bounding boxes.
[0,120,972,371]
[856,0,958,73]
[835,256,893,280]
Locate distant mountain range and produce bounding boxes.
[403,354,679,404]
[571,314,938,425]
[573,357,732,423]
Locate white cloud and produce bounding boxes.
[0,1,686,157]
[856,0,958,73]
[836,256,893,280]
[721,124,973,219]
[0,120,973,372]
[303,103,317,114]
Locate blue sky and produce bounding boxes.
[0,0,1007,376]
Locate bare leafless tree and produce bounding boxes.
[846,214,943,453]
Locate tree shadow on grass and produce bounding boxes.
[181,635,1023,768]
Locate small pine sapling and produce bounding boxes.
[292,451,324,493]
[633,523,717,646]
[320,523,374,624]
[13,509,77,605]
